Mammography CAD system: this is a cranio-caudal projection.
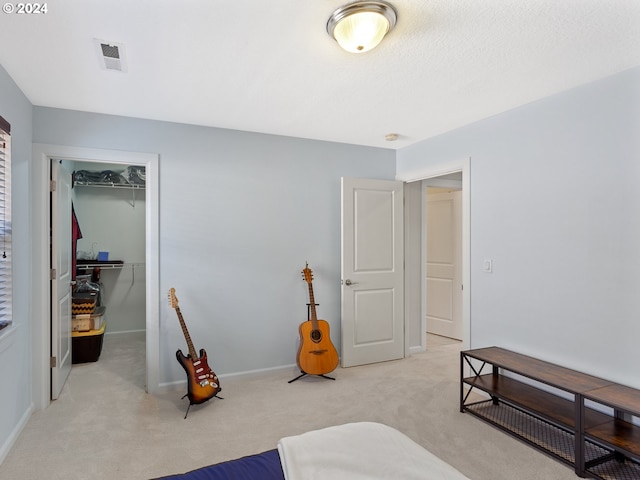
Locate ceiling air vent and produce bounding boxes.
[94,39,128,72]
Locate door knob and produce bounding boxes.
[344,279,357,286]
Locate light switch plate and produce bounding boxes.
[483,259,493,273]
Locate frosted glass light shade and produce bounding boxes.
[333,11,389,53]
[327,2,397,53]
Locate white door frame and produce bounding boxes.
[31,144,160,411]
[397,157,471,352]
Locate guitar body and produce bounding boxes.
[176,347,220,405]
[297,319,339,375]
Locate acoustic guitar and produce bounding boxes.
[296,264,339,375]
[168,288,220,411]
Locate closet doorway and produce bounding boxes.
[32,144,159,411]
[54,159,147,398]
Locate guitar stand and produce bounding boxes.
[181,393,224,419]
[288,371,335,383]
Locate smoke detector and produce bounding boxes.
[94,39,128,72]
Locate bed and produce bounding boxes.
[155,422,471,480]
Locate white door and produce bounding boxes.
[51,160,73,399]
[426,190,462,340]
[341,177,404,367]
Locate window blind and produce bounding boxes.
[0,115,11,331]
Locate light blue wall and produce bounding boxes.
[0,65,33,462]
[397,66,640,388]
[32,107,397,385]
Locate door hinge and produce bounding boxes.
[50,268,57,280]
[50,179,56,192]
[50,356,57,368]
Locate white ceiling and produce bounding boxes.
[1,1,639,150]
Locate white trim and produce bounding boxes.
[0,401,33,464]
[31,144,160,411]
[157,363,298,395]
[0,323,18,354]
[397,157,471,352]
[422,178,463,190]
[403,181,423,356]
[396,159,467,184]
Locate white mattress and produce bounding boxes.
[277,422,471,480]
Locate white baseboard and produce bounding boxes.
[0,402,34,465]
[409,345,426,355]
[156,363,298,394]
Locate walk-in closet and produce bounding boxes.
[69,161,146,371]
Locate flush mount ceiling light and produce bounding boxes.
[327,1,397,53]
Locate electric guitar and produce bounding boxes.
[296,264,339,375]
[168,288,220,406]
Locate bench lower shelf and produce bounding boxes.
[465,399,640,480]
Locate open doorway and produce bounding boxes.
[400,158,470,355]
[424,173,463,347]
[32,144,159,411]
[68,161,147,384]
[51,158,147,399]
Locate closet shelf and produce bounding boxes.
[75,179,145,207]
[75,181,145,190]
[76,261,145,286]
[76,261,144,270]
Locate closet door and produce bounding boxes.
[51,160,73,399]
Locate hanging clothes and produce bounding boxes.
[71,202,82,281]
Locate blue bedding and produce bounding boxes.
[153,449,284,480]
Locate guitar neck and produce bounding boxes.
[307,282,319,329]
[175,306,199,360]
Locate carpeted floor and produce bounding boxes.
[0,332,579,479]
